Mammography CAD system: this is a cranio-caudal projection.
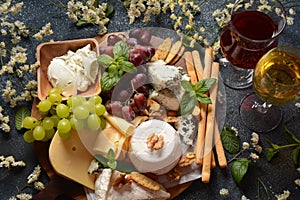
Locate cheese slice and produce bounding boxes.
[49,129,96,190]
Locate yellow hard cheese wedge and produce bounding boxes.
[49,129,96,190]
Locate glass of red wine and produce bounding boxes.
[219,0,286,89]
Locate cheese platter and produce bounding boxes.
[31,27,227,199]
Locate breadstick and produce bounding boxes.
[195,47,213,166]
[192,50,204,80]
[214,119,227,168]
[201,59,218,183]
[184,51,197,84]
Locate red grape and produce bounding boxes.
[117,89,130,102]
[134,93,147,111]
[99,46,114,57]
[122,105,135,121]
[127,37,138,47]
[139,30,152,45]
[129,51,144,66]
[136,85,150,97]
[107,35,122,46]
[106,101,122,117]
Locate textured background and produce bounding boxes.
[1,0,300,199]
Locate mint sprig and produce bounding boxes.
[98,41,136,91]
[179,78,216,115]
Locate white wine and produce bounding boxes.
[253,47,300,105]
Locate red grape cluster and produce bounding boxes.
[106,70,151,122]
[99,28,155,66]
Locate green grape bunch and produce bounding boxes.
[22,88,107,143]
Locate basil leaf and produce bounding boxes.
[119,61,136,73]
[179,92,197,115]
[98,54,114,68]
[107,149,117,170]
[181,80,193,92]
[221,126,240,154]
[194,78,216,93]
[231,158,251,184]
[196,93,212,104]
[193,79,205,91]
[292,146,300,165]
[265,147,280,161]
[101,71,120,91]
[204,78,216,89]
[15,106,31,130]
[113,41,129,59]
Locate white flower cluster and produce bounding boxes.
[67,0,110,35]
[0,155,26,168]
[0,106,10,132]
[9,193,32,200]
[275,190,291,200]
[33,23,54,41]
[219,188,229,196]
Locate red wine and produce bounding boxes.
[220,10,278,69]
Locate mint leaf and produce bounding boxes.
[107,149,117,170]
[181,80,194,92]
[98,54,114,68]
[265,147,280,161]
[101,71,120,91]
[221,126,240,154]
[194,78,216,93]
[15,106,31,130]
[180,92,197,115]
[196,93,212,104]
[113,41,129,59]
[231,158,251,184]
[119,60,136,73]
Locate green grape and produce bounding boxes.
[42,117,54,131]
[56,103,70,118]
[95,103,106,116]
[69,117,85,130]
[48,92,62,104]
[100,116,107,130]
[73,105,89,119]
[44,128,56,141]
[48,88,62,95]
[33,125,46,141]
[57,118,71,134]
[87,114,101,130]
[58,130,71,140]
[50,115,60,127]
[88,95,102,104]
[67,95,85,107]
[37,99,52,113]
[23,130,35,143]
[82,100,95,113]
[23,116,39,129]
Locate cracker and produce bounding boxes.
[129,171,161,191]
[168,45,185,65]
[165,40,183,64]
[151,38,173,61]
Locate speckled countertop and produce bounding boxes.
[1,0,300,199]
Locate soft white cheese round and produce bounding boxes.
[129,119,182,175]
[47,58,78,97]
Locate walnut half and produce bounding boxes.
[147,133,164,150]
[178,152,196,167]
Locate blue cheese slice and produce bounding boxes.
[175,114,197,146]
[149,89,180,111]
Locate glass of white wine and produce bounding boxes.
[240,46,300,132]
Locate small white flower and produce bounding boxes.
[275,190,290,200]
[219,188,229,196]
[294,179,300,187]
[242,142,250,150]
[27,165,41,184]
[241,195,250,200]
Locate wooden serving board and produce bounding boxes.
[32,31,196,199]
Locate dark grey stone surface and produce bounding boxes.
[1,0,300,199]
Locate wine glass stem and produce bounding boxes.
[252,101,272,114]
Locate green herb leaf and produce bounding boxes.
[196,93,212,104]
[98,54,114,68]
[179,92,197,115]
[231,158,251,184]
[181,80,194,92]
[221,126,240,154]
[284,127,300,144]
[106,5,114,17]
[101,71,120,91]
[76,19,87,27]
[292,146,300,165]
[113,41,129,59]
[15,106,31,130]
[107,149,117,170]
[265,147,280,161]
[194,78,216,93]
[119,60,136,73]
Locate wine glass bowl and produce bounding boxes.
[219,0,286,89]
[240,46,300,132]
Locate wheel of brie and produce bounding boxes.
[128,119,182,175]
